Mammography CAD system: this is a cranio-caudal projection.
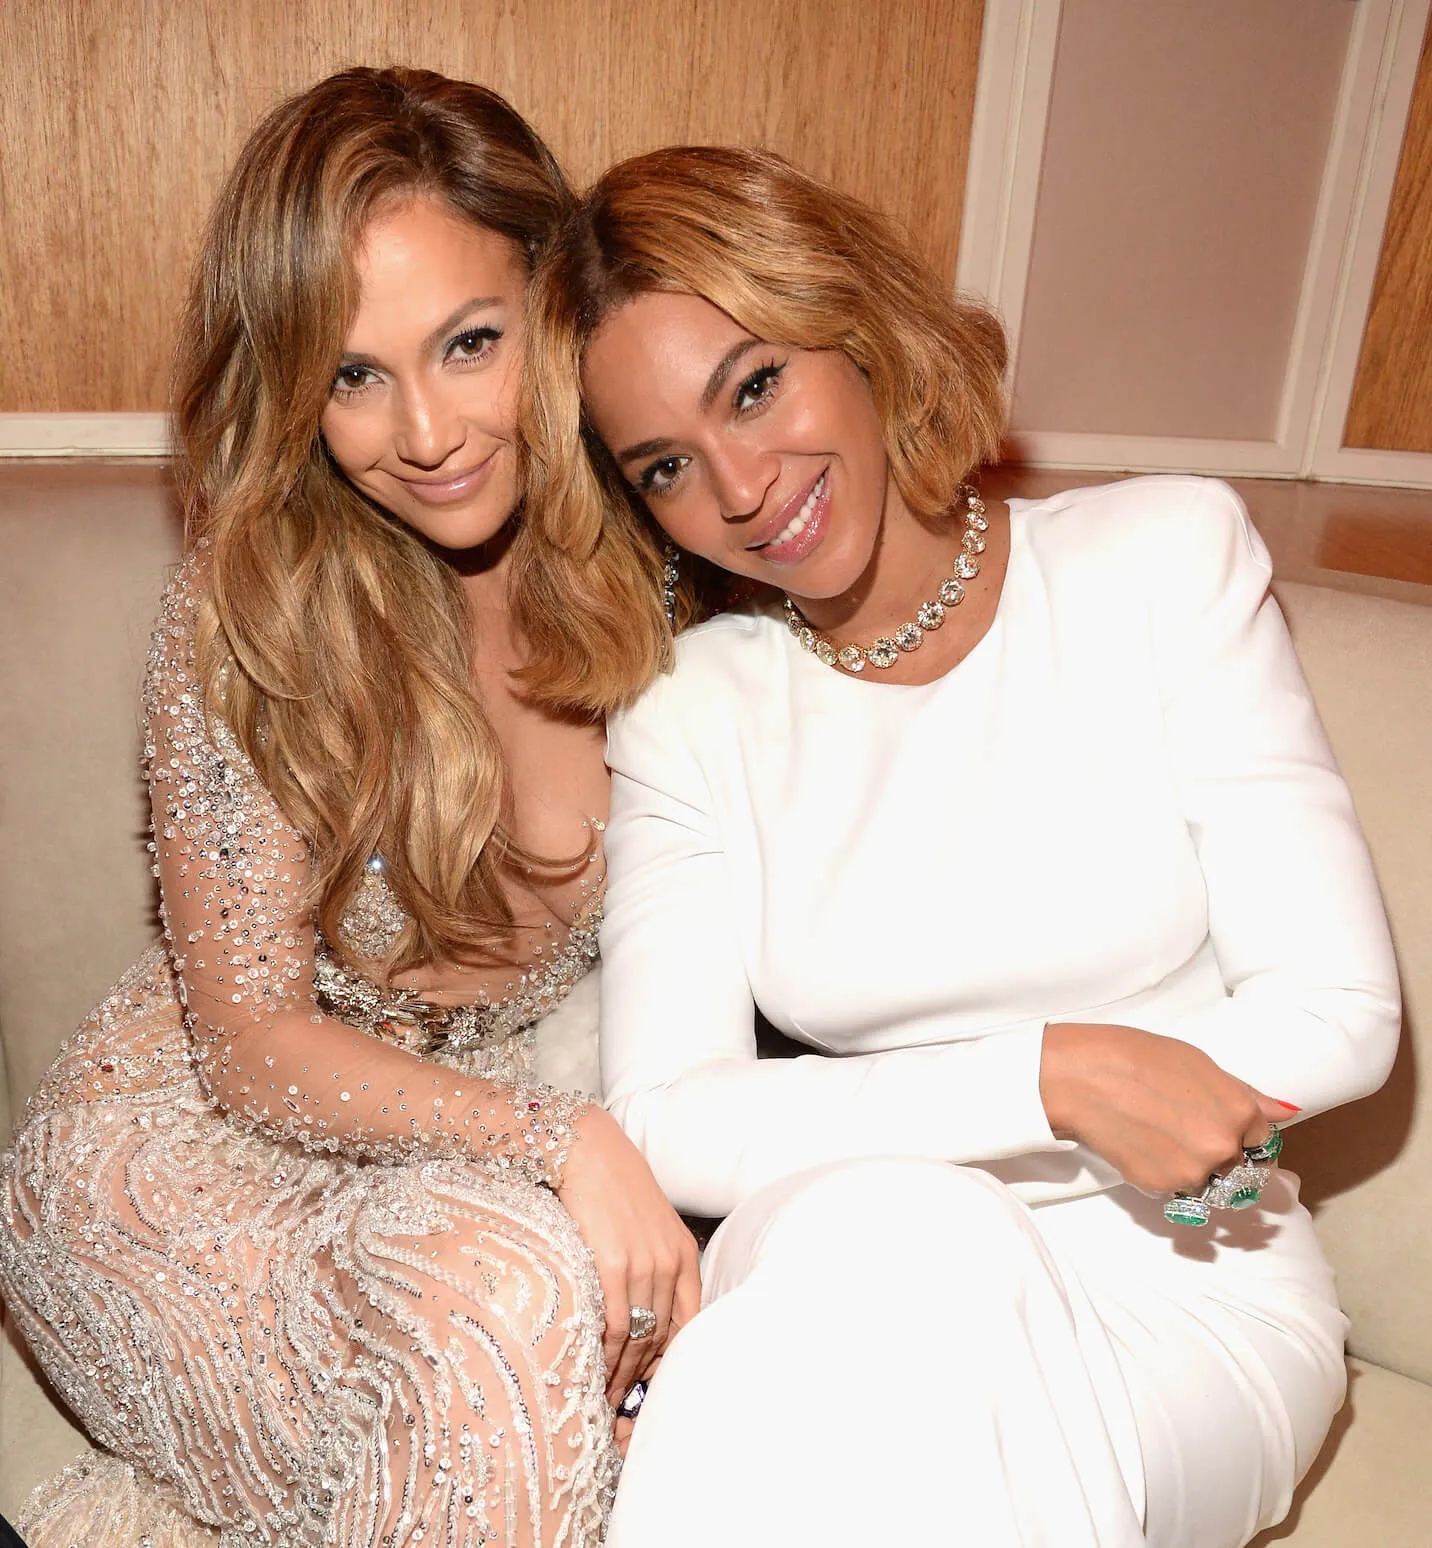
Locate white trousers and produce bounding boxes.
[608,1159,1347,1548]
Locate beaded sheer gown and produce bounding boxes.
[0,564,617,1548]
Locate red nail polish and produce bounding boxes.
[1275,1100,1301,1112]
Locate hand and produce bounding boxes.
[1039,1022,1292,1194]
[556,1104,702,1405]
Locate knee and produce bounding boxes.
[397,1217,578,1353]
[712,1159,1038,1298]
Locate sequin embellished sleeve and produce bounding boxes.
[143,562,585,1183]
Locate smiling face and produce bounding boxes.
[581,291,904,604]
[319,196,528,552]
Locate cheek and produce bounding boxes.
[320,405,385,482]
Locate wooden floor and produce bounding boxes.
[3,459,1432,603]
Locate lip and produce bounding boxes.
[746,466,831,566]
[393,451,498,506]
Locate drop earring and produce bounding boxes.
[662,542,680,629]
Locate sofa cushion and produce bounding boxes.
[1249,1357,1432,1546]
[1274,583,1432,1385]
[0,467,181,1142]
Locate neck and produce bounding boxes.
[431,513,516,619]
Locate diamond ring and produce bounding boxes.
[627,1305,658,1341]
[1165,1125,1282,1227]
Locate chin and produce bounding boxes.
[392,493,519,554]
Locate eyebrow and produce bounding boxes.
[700,337,761,410]
[614,337,763,465]
[338,296,506,367]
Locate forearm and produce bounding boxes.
[1147,983,1400,1121]
[606,1020,1066,1217]
[192,1001,587,1184]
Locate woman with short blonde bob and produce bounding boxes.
[0,69,699,1548]
[518,147,1400,1546]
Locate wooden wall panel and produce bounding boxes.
[1344,10,1432,453]
[0,0,982,413]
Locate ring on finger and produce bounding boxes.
[627,1305,658,1342]
[616,1378,649,1419]
[1243,1125,1283,1165]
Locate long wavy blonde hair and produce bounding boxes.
[514,145,1009,714]
[172,66,594,973]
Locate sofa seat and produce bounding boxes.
[2,465,1429,1539]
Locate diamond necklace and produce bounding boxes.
[783,484,989,674]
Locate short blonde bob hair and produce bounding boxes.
[515,144,1008,714]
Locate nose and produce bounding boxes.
[708,437,780,522]
[392,377,465,470]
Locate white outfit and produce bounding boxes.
[598,478,1401,1547]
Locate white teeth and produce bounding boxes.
[765,472,826,549]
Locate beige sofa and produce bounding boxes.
[1,465,1429,1542]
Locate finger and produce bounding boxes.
[1253,1090,1300,1126]
[671,1238,702,1333]
[611,1267,656,1398]
[613,1416,634,1458]
[597,1262,630,1397]
[633,1247,685,1382]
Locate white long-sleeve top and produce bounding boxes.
[600,477,1401,1218]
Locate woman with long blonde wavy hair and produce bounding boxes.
[0,68,697,1548]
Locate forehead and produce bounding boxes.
[351,198,525,306]
[585,291,749,390]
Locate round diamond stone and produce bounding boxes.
[966,508,989,532]
[798,626,817,652]
[867,637,900,669]
[962,531,987,554]
[939,578,966,607]
[838,645,866,673]
[816,640,839,666]
[916,601,945,631]
[894,623,923,652]
[955,554,980,579]
[784,607,803,635]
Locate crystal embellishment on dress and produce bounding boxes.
[337,852,408,961]
[783,484,987,674]
[314,894,604,1069]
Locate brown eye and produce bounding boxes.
[733,362,785,413]
[638,455,690,497]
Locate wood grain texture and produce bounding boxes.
[1344,10,1432,453]
[0,0,982,413]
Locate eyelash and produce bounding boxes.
[636,356,788,497]
[733,359,785,414]
[328,325,504,401]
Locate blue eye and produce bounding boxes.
[734,361,785,413]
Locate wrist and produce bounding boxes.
[1038,1021,1082,1134]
